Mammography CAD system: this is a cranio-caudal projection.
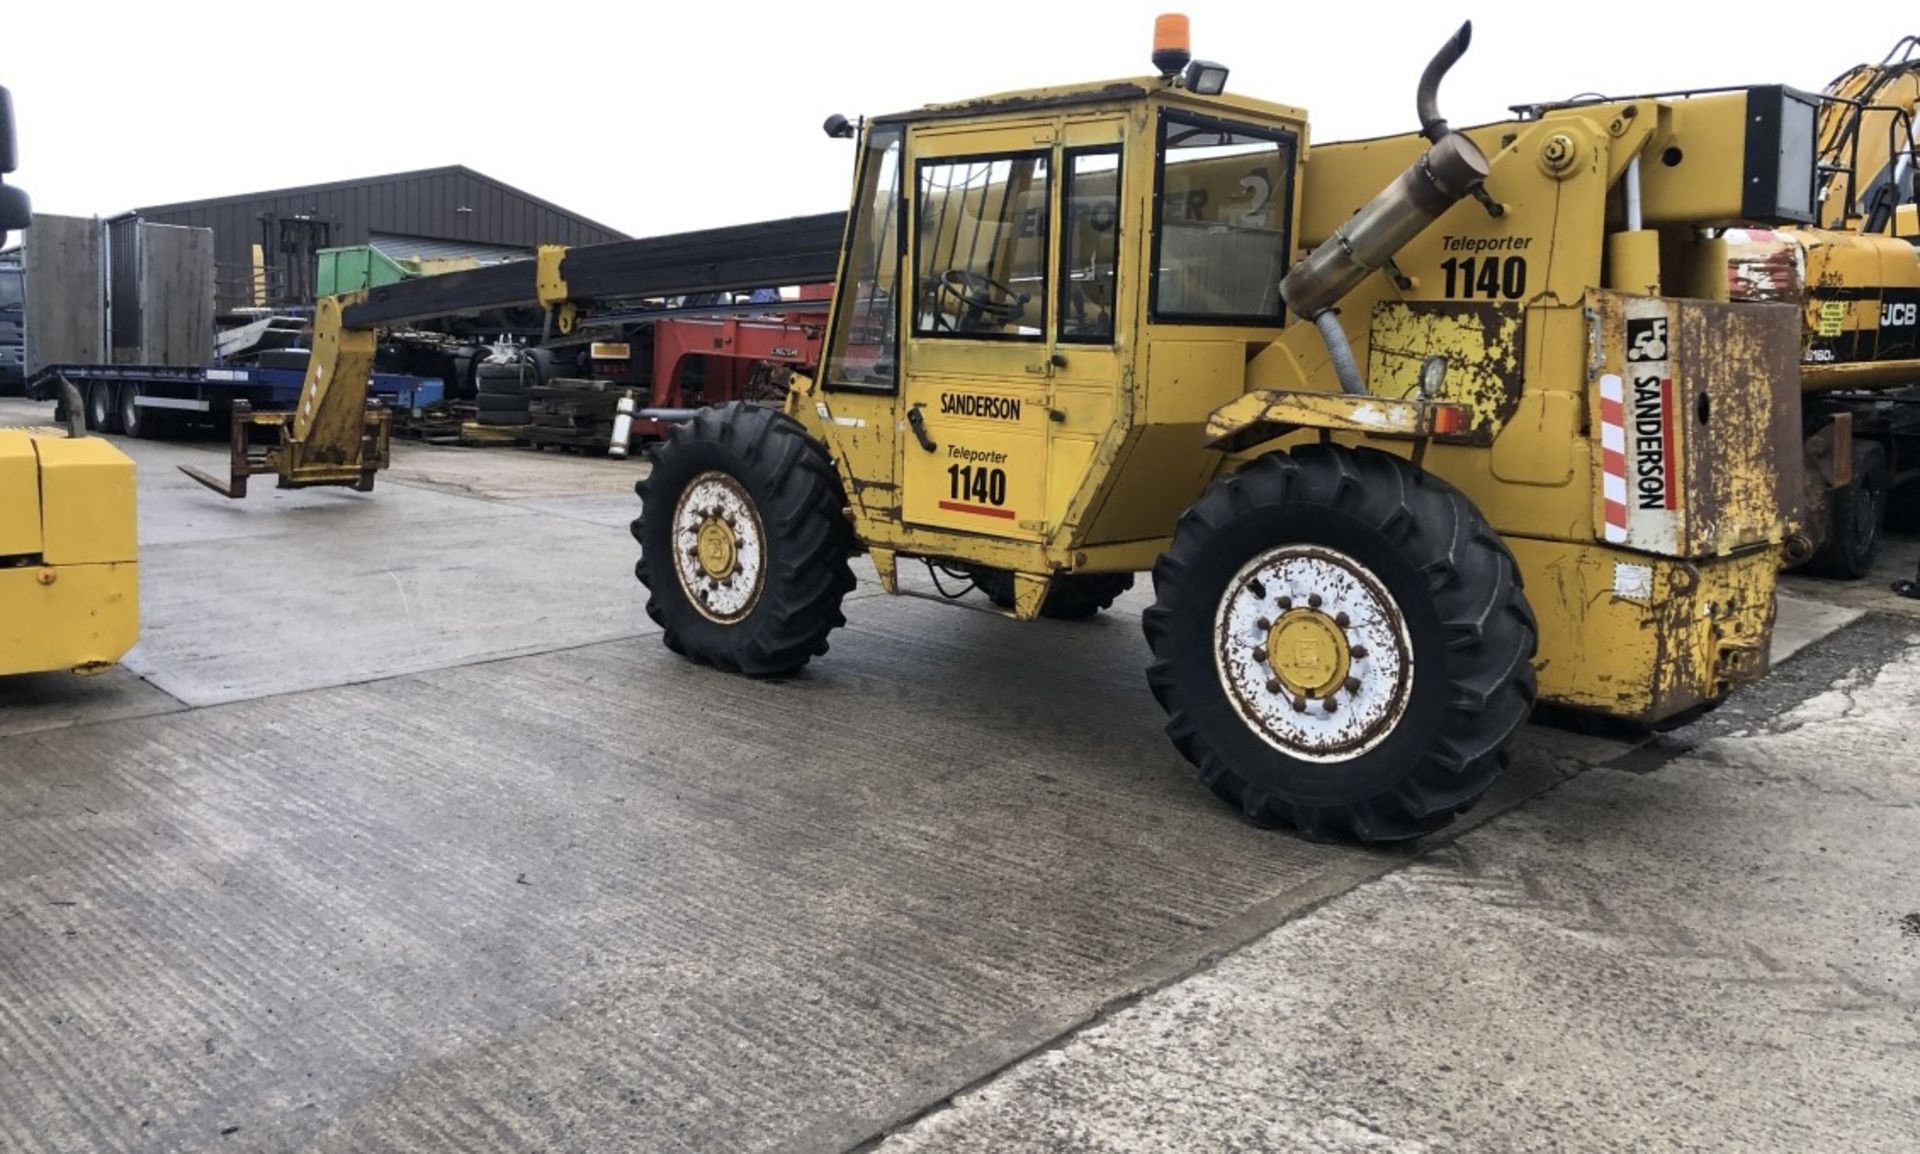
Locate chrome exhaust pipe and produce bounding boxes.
[1280,22,1489,395]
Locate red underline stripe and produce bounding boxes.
[938,500,1017,520]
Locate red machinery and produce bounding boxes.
[592,286,831,439]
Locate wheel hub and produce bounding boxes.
[671,471,766,623]
[695,518,738,580]
[1213,544,1415,763]
[1267,609,1350,698]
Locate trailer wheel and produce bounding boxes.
[633,401,855,677]
[975,570,1135,619]
[1804,441,1890,580]
[118,385,157,439]
[85,380,120,434]
[1143,444,1537,843]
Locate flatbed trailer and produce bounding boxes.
[24,361,442,439]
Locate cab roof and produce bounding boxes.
[874,76,1308,129]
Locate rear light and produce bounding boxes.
[1430,403,1470,436]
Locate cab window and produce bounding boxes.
[914,152,1050,340]
[1153,114,1295,323]
[825,126,904,391]
[1059,148,1121,344]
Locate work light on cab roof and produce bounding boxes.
[1153,12,1229,95]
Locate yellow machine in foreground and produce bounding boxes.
[0,87,139,678]
[0,415,139,677]
[617,17,1813,843]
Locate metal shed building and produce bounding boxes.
[114,166,627,313]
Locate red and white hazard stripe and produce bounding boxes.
[1598,373,1629,544]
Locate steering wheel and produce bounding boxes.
[936,268,1027,330]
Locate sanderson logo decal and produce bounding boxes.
[939,392,1021,421]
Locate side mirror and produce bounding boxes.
[0,86,16,174]
[0,86,29,239]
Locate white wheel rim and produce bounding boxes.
[1213,544,1415,763]
[671,471,767,623]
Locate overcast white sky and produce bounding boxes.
[5,2,1914,238]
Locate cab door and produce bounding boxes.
[899,121,1062,541]
[1045,119,1130,535]
[897,116,1130,542]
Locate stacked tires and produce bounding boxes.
[474,359,532,427]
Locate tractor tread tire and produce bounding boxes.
[1804,441,1889,579]
[1142,443,1537,844]
[632,401,856,677]
[977,570,1135,619]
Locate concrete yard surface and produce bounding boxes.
[2,396,1918,1153]
[881,628,1920,1153]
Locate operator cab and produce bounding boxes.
[814,19,1310,552]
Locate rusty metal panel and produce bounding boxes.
[1678,299,1805,554]
[1367,301,1524,445]
[1587,291,1801,559]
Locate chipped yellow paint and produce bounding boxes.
[1366,301,1525,442]
[1206,391,1459,452]
[1508,536,1778,721]
[692,74,1818,729]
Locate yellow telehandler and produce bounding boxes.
[626,17,1809,840]
[272,18,1823,841]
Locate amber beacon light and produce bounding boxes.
[1152,13,1191,76]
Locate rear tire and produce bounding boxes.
[1143,444,1537,843]
[1804,441,1889,579]
[975,570,1135,619]
[633,401,855,677]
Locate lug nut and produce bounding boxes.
[1308,593,1323,609]
[1335,612,1350,628]
[1278,596,1293,610]
[1324,697,1339,714]
[1345,676,1362,694]
[1350,646,1369,660]
[1291,695,1308,714]
[1266,678,1282,694]
[1256,617,1273,632]
[1253,647,1269,664]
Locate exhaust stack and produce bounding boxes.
[1279,22,1490,394]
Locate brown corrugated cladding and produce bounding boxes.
[124,166,626,310]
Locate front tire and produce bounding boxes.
[633,402,856,677]
[1143,444,1537,843]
